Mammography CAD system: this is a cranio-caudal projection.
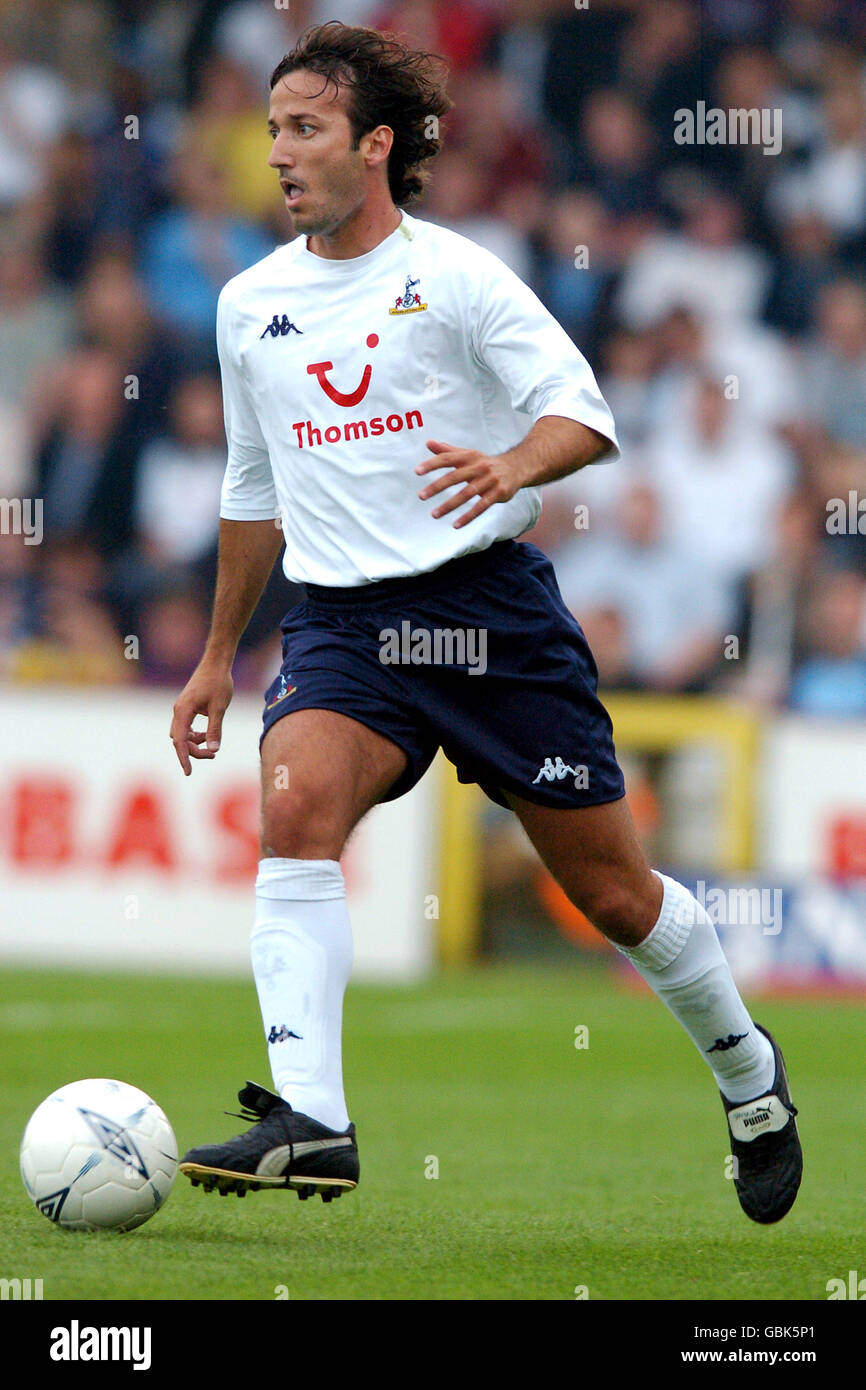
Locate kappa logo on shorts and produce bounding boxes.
[265,673,297,711]
[533,756,589,789]
[389,274,427,315]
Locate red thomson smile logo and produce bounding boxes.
[307,333,379,407]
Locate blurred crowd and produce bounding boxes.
[1,0,866,714]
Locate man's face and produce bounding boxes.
[267,68,377,237]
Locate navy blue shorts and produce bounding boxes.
[261,540,625,810]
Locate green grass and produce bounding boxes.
[1,965,862,1300]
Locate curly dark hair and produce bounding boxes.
[269,21,452,207]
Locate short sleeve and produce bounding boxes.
[469,250,620,462]
[217,285,280,520]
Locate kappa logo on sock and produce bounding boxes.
[707,1032,748,1053]
[268,1025,303,1044]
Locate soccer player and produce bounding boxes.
[170,22,801,1223]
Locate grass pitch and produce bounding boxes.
[2,964,861,1301]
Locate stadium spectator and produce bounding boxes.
[0,222,76,410]
[570,90,657,220]
[763,210,840,337]
[137,584,211,687]
[0,530,38,678]
[445,64,550,197]
[74,253,192,449]
[32,347,141,559]
[0,29,70,209]
[731,491,824,706]
[134,373,226,569]
[372,0,495,73]
[617,191,771,331]
[556,482,735,692]
[533,191,612,346]
[421,147,530,276]
[650,305,800,435]
[648,376,795,587]
[572,604,635,692]
[138,133,273,347]
[767,76,866,244]
[614,0,706,151]
[31,130,104,289]
[190,56,282,226]
[10,538,131,686]
[799,277,866,448]
[788,570,866,715]
[593,325,658,455]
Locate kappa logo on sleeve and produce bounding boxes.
[260,313,304,338]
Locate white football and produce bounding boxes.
[20,1078,177,1232]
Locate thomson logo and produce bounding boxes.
[0,1276,43,1299]
[50,1320,151,1371]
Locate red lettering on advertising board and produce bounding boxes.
[214,786,259,882]
[828,814,866,879]
[11,778,75,865]
[105,787,176,871]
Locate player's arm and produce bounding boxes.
[419,246,619,528]
[170,519,283,775]
[417,416,610,529]
[171,283,281,774]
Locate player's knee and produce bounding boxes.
[260,778,349,859]
[572,877,657,948]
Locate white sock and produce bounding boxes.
[616,872,776,1103]
[251,857,352,1131]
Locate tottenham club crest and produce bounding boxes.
[265,672,297,711]
[389,274,427,315]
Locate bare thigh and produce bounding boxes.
[503,792,662,948]
[260,708,409,859]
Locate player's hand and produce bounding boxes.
[416,440,522,529]
[170,662,234,776]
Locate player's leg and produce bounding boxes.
[181,707,409,1199]
[504,789,802,1222]
[252,708,408,1129]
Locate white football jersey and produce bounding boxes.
[217,210,619,586]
